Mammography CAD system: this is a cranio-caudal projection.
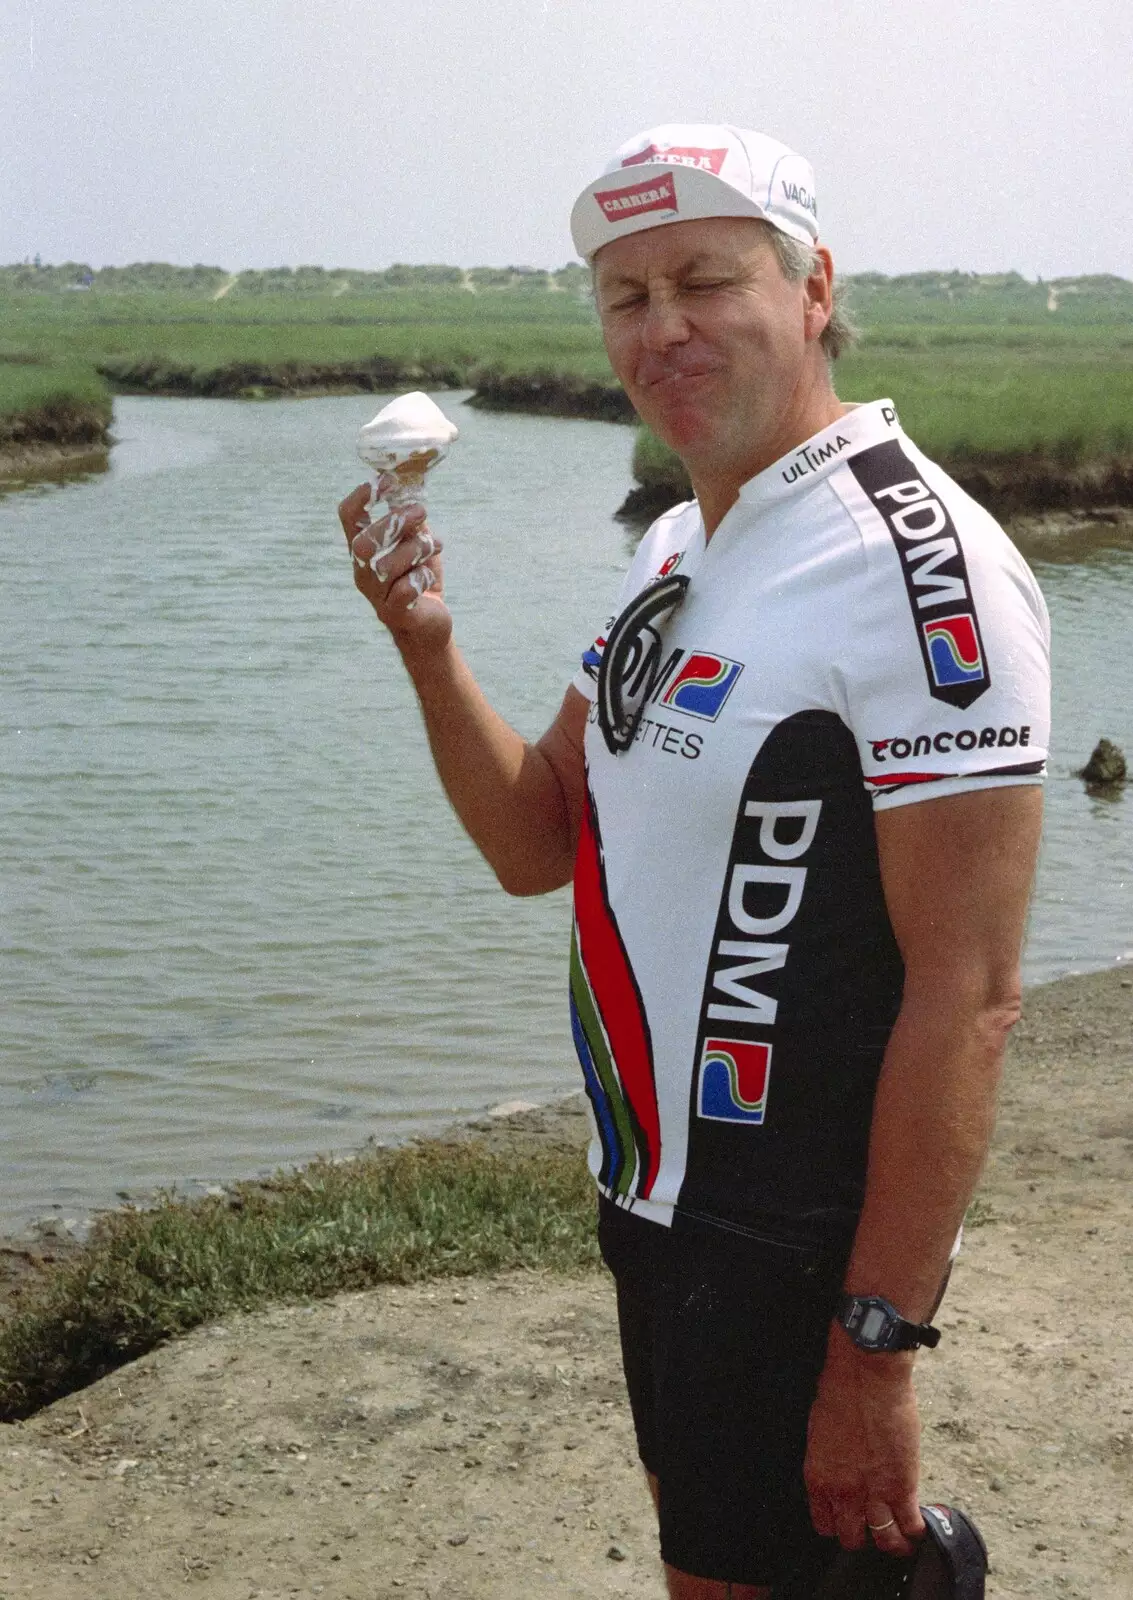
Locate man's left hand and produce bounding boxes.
[804,1327,924,1557]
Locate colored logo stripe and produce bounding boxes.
[697,1038,771,1124]
[571,788,661,1197]
[569,987,622,1192]
[569,927,637,1195]
[660,653,743,720]
[923,614,984,687]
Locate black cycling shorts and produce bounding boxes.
[598,1193,852,1593]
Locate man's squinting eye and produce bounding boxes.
[602,291,648,313]
[600,278,729,312]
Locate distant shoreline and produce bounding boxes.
[106,366,1133,519]
[1,960,1130,1432]
[0,395,113,485]
[0,440,110,483]
[4,267,1131,508]
[3,374,1132,523]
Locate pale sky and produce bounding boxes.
[1,0,1129,279]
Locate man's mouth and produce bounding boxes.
[641,365,721,393]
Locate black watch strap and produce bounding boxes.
[836,1292,942,1353]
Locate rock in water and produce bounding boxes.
[1078,739,1127,786]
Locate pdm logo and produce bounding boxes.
[922,614,985,688]
[697,1038,771,1124]
[658,653,743,720]
[847,438,991,709]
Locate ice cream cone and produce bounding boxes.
[356,393,458,521]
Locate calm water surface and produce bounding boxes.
[1,397,1130,1231]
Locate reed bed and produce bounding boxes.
[2,277,1130,478]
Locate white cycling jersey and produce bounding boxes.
[569,398,1050,1239]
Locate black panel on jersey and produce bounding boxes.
[849,438,991,711]
[676,711,904,1246]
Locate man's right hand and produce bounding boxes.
[338,482,452,658]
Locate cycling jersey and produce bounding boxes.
[569,398,1050,1239]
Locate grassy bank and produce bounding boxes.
[0,1140,597,1422]
[0,357,113,472]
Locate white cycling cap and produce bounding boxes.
[570,122,818,261]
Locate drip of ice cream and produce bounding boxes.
[357,392,458,517]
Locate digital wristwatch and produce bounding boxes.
[835,1293,942,1353]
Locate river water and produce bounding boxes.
[2,396,1130,1232]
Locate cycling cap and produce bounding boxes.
[815,1504,989,1599]
[570,122,818,261]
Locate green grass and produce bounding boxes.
[0,286,609,421]
[846,271,1133,327]
[0,288,609,395]
[2,270,1131,474]
[0,355,109,416]
[840,340,1133,461]
[0,356,112,451]
[0,1140,598,1421]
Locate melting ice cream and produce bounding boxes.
[356,391,459,477]
[354,392,459,572]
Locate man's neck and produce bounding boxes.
[693,389,850,537]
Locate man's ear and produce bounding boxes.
[803,245,835,344]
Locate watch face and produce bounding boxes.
[860,1305,890,1345]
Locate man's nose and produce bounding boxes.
[640,293,690,351]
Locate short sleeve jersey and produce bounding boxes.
[569,399,1050,1241]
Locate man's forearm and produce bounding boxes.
[400,638,580,896]
[804,976,1019,1551]
[839,970,1019,1322]
[339,481,584,895]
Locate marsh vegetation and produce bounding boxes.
[1,264,1130,506]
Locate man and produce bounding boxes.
[339,123,1050,1598]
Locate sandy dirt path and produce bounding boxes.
[1,967,1131,1600]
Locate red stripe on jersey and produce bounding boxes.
[866,759,1046,792]
[865,771,948,788]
